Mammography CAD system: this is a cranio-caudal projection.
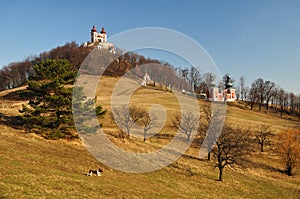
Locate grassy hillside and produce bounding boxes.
[0,76,299,198]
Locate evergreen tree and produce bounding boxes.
[19,59,106,139]
[72,86,107,135]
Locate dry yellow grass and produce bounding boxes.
[0,75,300,198]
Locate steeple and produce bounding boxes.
[100,26,106,34]
[91,25,97,32]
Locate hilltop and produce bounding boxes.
[0,75,299,198]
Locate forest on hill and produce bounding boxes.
[0,42,189,140]
[1,41,299,119]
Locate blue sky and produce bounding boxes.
[1,0,299,93]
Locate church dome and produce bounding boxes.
[91,25,97,32]
[100,26,106,34]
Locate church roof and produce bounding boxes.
[100,26,106,34]
[91,25,97,32]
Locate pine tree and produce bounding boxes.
[19,59,75,139]
[72,86,106,135]
[19,59,106,139]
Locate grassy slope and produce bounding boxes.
[0,76,299,198]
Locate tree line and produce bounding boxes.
[0,42,92,91]
[1,41,187,139]
[238,77,300,117]
[173,67,300,118]
[2,42,299,118]
[0,41,183,91]
[111,103,300,181]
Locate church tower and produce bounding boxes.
[100,26,107,42]
[91,25,98,43]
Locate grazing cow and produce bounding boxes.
[86,168,103,176]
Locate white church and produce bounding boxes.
[90,25,107,43]
[84,25,115,53]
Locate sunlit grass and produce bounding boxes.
[0,75,299,198]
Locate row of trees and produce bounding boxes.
[176,66,216,95]
[0,42,182,91]
[112,105,156,141]
[212,126,300,179]
[3,40,298,119]
[113,103,300,181]
[0,42,92,91]
[0,59,34,90]
[0,42,210,140]
[173,66,300,118]
[237,77,300,117]
[184,108,299,180]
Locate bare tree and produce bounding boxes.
[256,78,265,112]
[239,76,246,101]
[172,111,199,141]
[278,129,300,176]
[270,86,279,111]
[140,110,157,142]
[189,66,201,92]
[277,89,287,117]
[248,84,259,110]
[249,78,277,112]
[199,105,212,160]
[180,68,189,81]
[204,72,216,89]
[212,125,252,181]
[289,92,297,114]
[199,103,227,161]
[198,72,216,98]
[243,87,249,102]
[256,125,272,152]
[264,81,276,110]
[296,95,300,117]
[235,86,241,101]
[199,104,223,161]
[112,105,144,138]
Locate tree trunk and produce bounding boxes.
[271,99,274,110]
[218,167,223,181]
[260,143,264,152]
[286,165,292,176]
[266,100,269,110]
[187,133,190,141]
[127,127,131,139]
[143,130,146,142]
[250,102,254,110]
[207,151,211,161]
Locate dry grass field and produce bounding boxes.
[0,75,299,198]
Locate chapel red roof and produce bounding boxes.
[91,25,97,32]
[100,26,106,34]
